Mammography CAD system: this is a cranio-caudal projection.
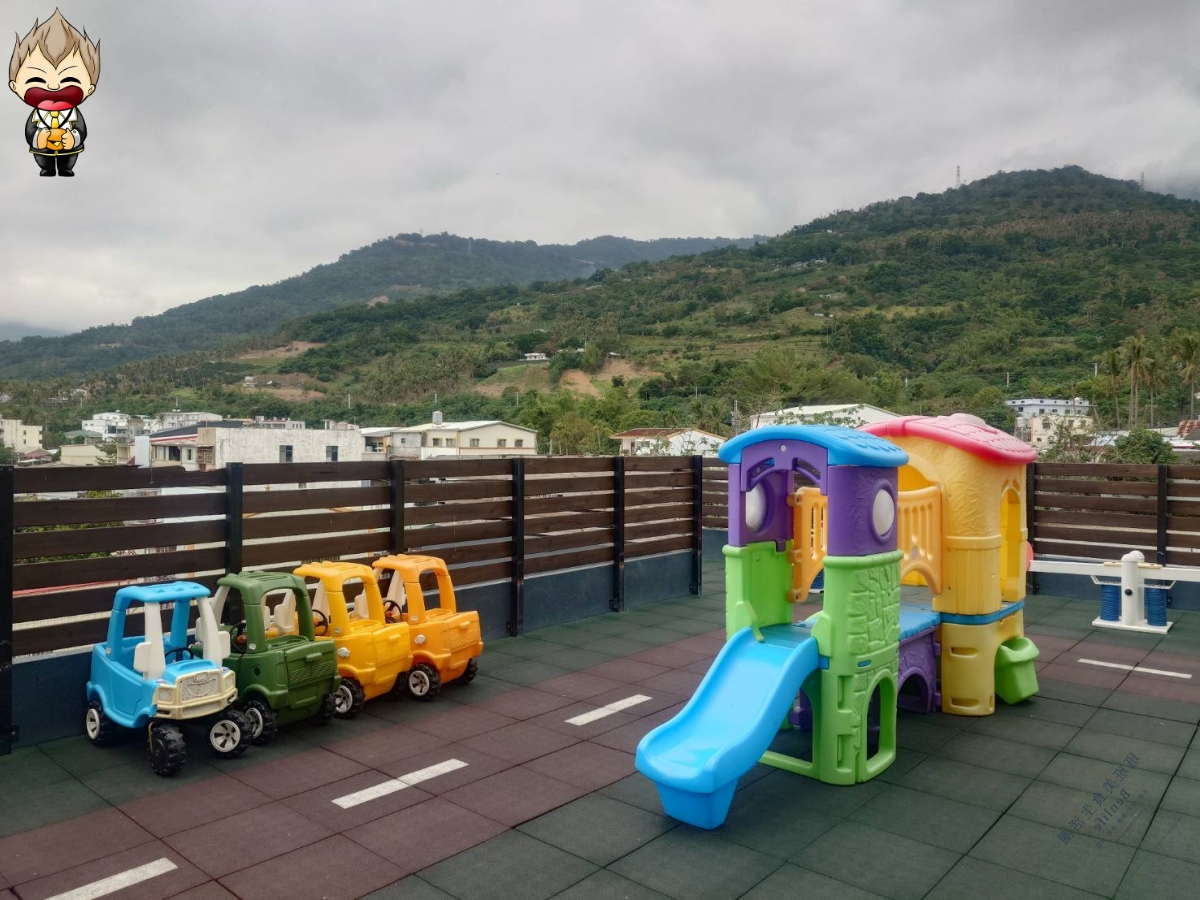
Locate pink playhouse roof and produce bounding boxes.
[862,413,1037,465]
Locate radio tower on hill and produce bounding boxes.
[955,165,961,189]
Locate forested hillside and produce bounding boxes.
[5,166,1200,456]
[0,233,760,379]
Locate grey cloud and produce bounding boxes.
[2,0,1200,332]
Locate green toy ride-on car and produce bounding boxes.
[203,571,342,744]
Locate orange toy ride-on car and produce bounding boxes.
[372,554,484,701]
[292,561,412,718]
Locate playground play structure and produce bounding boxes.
[636,415,1043,829]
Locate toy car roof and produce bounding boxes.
[114,581,211,607]
[373,554,449,576]
[218,570,307,593]
[293,560,378,581]
[718,424,909,468]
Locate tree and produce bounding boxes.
[1110,429,1177,464]
[1119,336,1150,428]
[1039,417,1096,462]
[1171,331,1200,421]
[1101,349,1123,428]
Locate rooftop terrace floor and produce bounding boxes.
[5,561,1200,899]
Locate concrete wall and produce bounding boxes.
[207,427,366,467]
[10,550,696,748]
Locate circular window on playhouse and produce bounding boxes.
[745,483,767,532]
[872,488,895,539]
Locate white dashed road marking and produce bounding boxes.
[333,758,469,809]
[45,858,177,900]
[1076,658,1192,679]
[566,694,653,726]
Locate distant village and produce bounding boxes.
[1,398,1196,470]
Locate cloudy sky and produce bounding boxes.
[2,0,1199,333]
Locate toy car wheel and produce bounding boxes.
[148,722,187,776]
[313,691,337,726]
[406,663,441,701]
[85,700,117,746]
[242,698,279,746]
[457,658,479,685]
[207,709,252,758]
[333,678,365,718]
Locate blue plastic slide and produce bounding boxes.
[635,625,821,829]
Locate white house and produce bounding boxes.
[149,423,364,471]
[82,411,151,439]
[748,403,899,429]
[611,428,725,457]
[1005,397,1091,418]
[0,418,43,453]
[157,410,223,431]
[1006,398,1094,447]
[365,414,538,459]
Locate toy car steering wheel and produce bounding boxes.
[312,609,330,636]
[384,599,403,623]
[232,621,248,652]
[165,647,192,663]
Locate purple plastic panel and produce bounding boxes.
[825,466,898,557]
[898,629,938,714]
[789,688,813,730]
[726,439,827,551]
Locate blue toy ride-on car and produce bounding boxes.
[85,581,253,776]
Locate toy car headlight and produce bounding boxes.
[222,671,236,691]
[155,686,174,704]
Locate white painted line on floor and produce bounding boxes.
[45,858,177,900]
[1077,658,1192,680]
[333,758,468,809]
[566,694,653,726]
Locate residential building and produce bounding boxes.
[149,422,364,471]
[1006,398,1093,446]
[82,411,151,440]
[0,418,43,453]
[748,403,898,429]
[363,414,538,459]
[611,428,725,457]
[522,352,549,362]
[58,444,109,466]
[157,410,223,431]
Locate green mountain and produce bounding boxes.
[0,233,762,379]
[6,166,1200,453]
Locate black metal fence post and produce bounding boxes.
[1157,465,1169,566]
[508,457,526,636]
[690,455,703,595]
[612,456,626,612]
[1025,463,1038,595]
[390,458,406,555]
[225,462,244,575]
[1,466,15,754]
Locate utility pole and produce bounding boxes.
[955,165,961,189]
[1140,172,1145,192]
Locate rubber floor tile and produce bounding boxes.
[740,864,887,900]
[280,769,433,831]
[600,773,670,814]
[535,671,631,701]
[441,766,586,826]
[1116,849,1200,900]
[0,777,110,838]
[120,773,273,838]
[610,828,783,900]
[0,748,70,789]
[590,704,685,754]
[12,841,207,900]
[587,685,685,718]
[163,883,239,900]
[489,660,575,686]
[472,687,577,720]
[718,786,838,859]
[1178,748,1200,780]
[459,721,580,764]
[521,741,635,791]
[664,633,726,656]
[934,730,1057,778]
[875,748,928,784]
[583,635,663,658]
[165,802,331,879]
[1105,683,1200,718]
[80,753,222,806]
[894,719,958,753]
[1036,676,1116,707]
[970,814,1133,896]
[346,797,506,878]
[549,869,672,900]
[849,784,1000,853]
[996,696,1097,727]
[537,647,621,672]
[792,820,959,900]
[361,875,457,899]
[517,794,675,866]
[1038,752,1169,800]
[898,756,1031,811]
[419,830,597,900]
[1071,639,1153,665]
[227,746,367,799]
[526,702,639,739]
[219,834,404,900]
[404,705,518,742]
[1084,708,1196,747]
[625,645,709,669]
[969,711,1081,750]
[1143,808,1200,865]
[324,724,447,768]
[925,856,1103,900]
[737,769,886,819]
[1008,780,1155,848]
[38,733,149,778]
[583,658,670,684]
[0,807,153,886]
[638,670,704,696]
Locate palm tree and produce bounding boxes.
[1120,336,1151,428]
[1102,349,1123,428]
[1171,331,1200,421]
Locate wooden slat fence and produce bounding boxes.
[4,456,707,667]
